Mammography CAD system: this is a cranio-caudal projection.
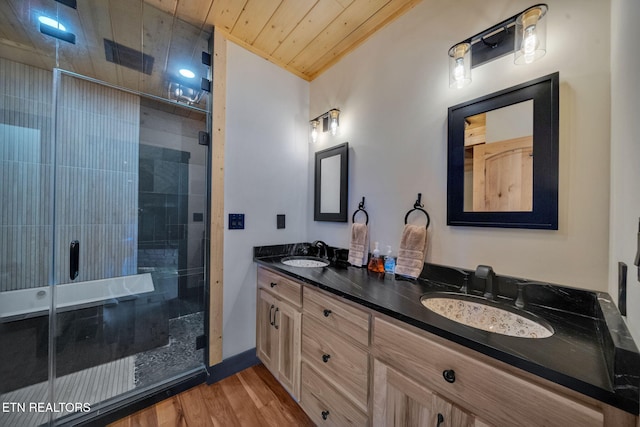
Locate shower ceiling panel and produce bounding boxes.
[0,0,210,108]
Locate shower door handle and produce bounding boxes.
[70,240,79,280]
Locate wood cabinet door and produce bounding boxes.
[373,359,491,427]
[275,298,301,400]
[373,359,435,427]
[432,395,492,427]
[257,289,277,373]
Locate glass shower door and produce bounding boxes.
[0,0,211,424]
[50,71,145,419]
[49,71,208,424]
[0,58,56,427]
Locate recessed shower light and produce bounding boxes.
[179,68,196,79]
[38,16,66,32]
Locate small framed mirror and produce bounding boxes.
[447,73,559,229]
[314,142,348,222]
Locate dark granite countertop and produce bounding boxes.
[254,243,640,415]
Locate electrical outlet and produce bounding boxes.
[619,262,627,316]
[229,213,245,230]
[635,217,640,282]
[277,214,285,229]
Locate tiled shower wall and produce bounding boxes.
[0,59,53,291]
[137,100,206,310]
[55,74,140,285]
[0,59,140,290]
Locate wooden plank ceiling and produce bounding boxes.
[144,0,422,81]
[0,0,421,104]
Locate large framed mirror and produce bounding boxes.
[447,73,559,229]
[315,142,349,222]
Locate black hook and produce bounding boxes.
[405,193,430,229]
[414,193,424,209]
[352,196,369,225]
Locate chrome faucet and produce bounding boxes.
[312,240,328,259]
[475,265,496,300]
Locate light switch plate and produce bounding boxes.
[229,213,244,230]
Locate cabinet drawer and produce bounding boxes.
[257,267,301,307]
[373,317,603,427]
[303,286,370,347]
[302,315,369,411]
[300,362,369,427]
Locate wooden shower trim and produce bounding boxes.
[209,27,226,366]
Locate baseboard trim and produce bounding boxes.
[206,348,260,384]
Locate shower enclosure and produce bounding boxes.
[0,1,211,425]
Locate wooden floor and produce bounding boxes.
[108,364,314,427]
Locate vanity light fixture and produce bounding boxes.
[448,4,548,89]
[514,5,548,65]
[309,109,340,142]
[448,42,472,89]
[310,119,320,143]
[328,109,339,136]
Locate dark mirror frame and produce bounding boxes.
[314,142,349,222]
[447,72,559,229]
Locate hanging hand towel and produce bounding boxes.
[395,224,428,279]
[348,223,369,267]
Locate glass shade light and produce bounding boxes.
[310,120,320,143]
[329,109,340,136]
[448,43,471,89]
[515,5,548,65]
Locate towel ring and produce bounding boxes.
[352,196,369,225]
[404,193,430,229]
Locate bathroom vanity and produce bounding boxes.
[254,244,639,427]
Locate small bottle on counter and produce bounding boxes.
[384,246,396,274]
[368,242,385,273]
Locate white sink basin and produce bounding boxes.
[420,294,553,338]
[281,256,330,268]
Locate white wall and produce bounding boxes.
[223,42,309,358]
[609,0,640,341]
[308,0,612,291]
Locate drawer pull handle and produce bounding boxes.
[442,369,456,383]
[321,410,330,420]
[274,307,279,329]
[436,413,444,427]
[323,309,332,317]
[322,354,331,363]
[270,282,277,288]
[269,305,275,326]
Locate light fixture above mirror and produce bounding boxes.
[448,43,471,89]
[309,109,340,143]
[448,4,548,89]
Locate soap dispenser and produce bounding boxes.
[367,242,385,273]
[384,246,396,274]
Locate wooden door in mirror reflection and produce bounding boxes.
[463,106,533,212]
[471,136,533,211]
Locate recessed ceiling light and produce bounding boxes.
[38,16,66,32]
[179,68,196,79]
